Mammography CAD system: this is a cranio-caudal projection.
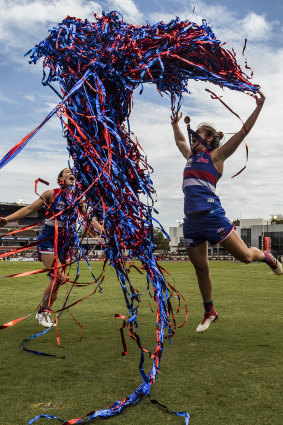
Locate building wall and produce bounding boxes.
[240,218,267,227]
[169,225,183,251]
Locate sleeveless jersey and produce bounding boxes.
[45,188,67,227]
[183,150,222,214]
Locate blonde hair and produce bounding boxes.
[197,122,224,150]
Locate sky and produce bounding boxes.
[0,0,282,231]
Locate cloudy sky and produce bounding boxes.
[0,0,282,230]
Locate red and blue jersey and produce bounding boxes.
[38,188,80,259]
[45,189,68,227]
[183,150,222,214]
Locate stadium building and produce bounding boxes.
[0,201,104,260]
[169,216,283,258]
[0,202,44,259]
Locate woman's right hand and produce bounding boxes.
[170,110,182,126]
[0,217,8,228]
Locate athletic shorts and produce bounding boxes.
[183,208,234,248]
[37,225,64,260]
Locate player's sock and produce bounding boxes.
[204,300,214,314]
[38,306,50,314]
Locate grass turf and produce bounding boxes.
[0,260,282,425]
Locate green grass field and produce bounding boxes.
[0,260,282,425]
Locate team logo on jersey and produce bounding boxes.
[217,227,225,235]
[58,201,66,210]
[197,157,209,163]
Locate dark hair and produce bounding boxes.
[199,124,224,150]
[57,169,65,185]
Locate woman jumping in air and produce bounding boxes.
[0,168,102,327]
[171,91,282,333]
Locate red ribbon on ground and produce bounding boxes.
[0,313,32,330]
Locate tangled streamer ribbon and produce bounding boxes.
[0,10,259,424]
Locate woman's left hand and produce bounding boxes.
[255,90,265,107]
[170,110,182,125]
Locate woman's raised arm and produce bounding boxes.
[0,190,53,228]
[213,91,265,162]
[171,111,192,159]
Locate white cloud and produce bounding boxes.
[148,1,235,28]
[0,0,103,47]
[106,0,143,22]
[0,92,18,103]
[23,94,36,102]
[241,13,270,41]
[0,0,102,25]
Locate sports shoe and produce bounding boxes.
[36,311,55,328]
[263,251,283,275]
[196,310,218,333]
